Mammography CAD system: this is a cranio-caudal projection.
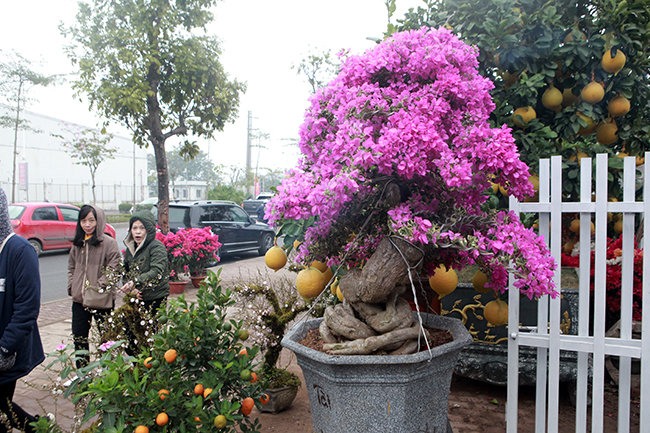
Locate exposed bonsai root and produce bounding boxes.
[351,291,413,334]
[323,303,377,341]
[319,319,338,344]
[388,339,420,355]
[339,237,423,304]
[323,324,430,355]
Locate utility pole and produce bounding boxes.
[246,111,252,196]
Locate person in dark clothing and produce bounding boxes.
[256,203,267,223]
[0,188,43,433]
[119,210,169,355]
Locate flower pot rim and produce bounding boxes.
[282,313,472,366]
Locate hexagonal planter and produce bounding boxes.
[281,313,472,433]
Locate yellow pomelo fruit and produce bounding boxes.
[614,220,623,234]
[564,29,586,44]
[569,219,581,233]
[563,239,577,255]
[490,182,499,194]
[636,156,645,166]
[581,81,605,104]
[296,267,326,300]
[601,49,626,74]
[264,246,287,272]
[524,175,540,202]
[310,260,328,273]
[576,151,589,165]
[607,95,630,117]
[596,122,618,145]
[577,113,597,136]
[293,239,302,250]
[542,85,563,109]
[472,270,492,294]
[336,286,344,302]
[322,267,334,285]
[428,265,458,299]
[484,299,509,326]
[512,106,536,128]
[590,221,595,235]
[330,281,338,295]
[562,87,580,106]
[503,71,517,89]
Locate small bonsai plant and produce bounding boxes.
[266,27,558,355]
[38,270,264,433]
[232,272,320,392]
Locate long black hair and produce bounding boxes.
[73,205,101,247]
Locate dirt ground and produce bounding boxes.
[252,348,640,433]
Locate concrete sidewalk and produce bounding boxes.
[13,260,315,432]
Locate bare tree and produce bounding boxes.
[0,51,58,202]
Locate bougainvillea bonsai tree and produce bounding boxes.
[266,28,558,355]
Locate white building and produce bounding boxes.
[0,106,148,210]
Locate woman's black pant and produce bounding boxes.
[71,302,112,369]
[0,380,37,433]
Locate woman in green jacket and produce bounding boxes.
[119,210,169,355]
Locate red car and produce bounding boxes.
[8,202,117,256]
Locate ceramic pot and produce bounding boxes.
[169,280,187,295]
[190,275,206,288]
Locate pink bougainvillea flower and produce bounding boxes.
[268,28,555,299]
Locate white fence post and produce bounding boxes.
[506,153,646,432]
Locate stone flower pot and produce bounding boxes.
[281,313,472,433]
[259,385,299,414]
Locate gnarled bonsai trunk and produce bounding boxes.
[321,236,427,355]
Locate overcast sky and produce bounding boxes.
[1,0,424,172]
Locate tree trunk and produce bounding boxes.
[145,48,170,233]
[90,168,97,205]
[320,236,427,355]
[11,81,23,203]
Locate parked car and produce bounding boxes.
[153,200,275,257]
[242,192,274,219]
[8,202,117,256]
[130,196,158,214]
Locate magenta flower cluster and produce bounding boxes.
[156,227,221,279]
[267,28,556,298]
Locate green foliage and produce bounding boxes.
[396,0,650,201]
[207,184,246,204]
[41,270,263,433]
[61,0,245,231]
[118,202,132,213]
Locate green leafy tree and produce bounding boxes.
[0,51,58,202]
[54,122,117,205]
[61,0,245,232]
[395,0,650,202]
[167,145,214,195]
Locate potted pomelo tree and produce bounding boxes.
[264,27,558,433]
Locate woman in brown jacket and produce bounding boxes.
[68,205,121,368]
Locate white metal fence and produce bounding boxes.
[506,154,648,432]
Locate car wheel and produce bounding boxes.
[258,233,274,256]
[29,239,43,257]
